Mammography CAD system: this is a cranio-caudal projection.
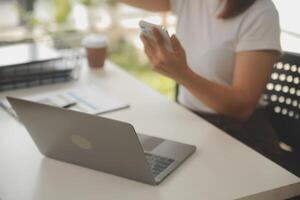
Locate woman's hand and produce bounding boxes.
[140,28,192,84]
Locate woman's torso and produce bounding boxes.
[171,0,281,113]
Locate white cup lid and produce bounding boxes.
[81,34,107,48]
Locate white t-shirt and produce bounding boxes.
[170,0,281,113]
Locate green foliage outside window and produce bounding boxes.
[53,0,71,23]
[109,39,176,99]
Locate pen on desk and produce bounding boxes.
[62,102,77,109]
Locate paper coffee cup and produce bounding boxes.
[82,34,107,68]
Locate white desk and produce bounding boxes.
[0,62,299,200]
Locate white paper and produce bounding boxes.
[1,85,129,118]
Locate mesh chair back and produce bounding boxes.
[263,52,300,150]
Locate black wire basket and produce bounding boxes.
[0,47,85,92]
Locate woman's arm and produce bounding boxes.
[180,51,277,120]
[140,29,278,120]
[120,0,170,12]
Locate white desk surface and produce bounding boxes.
[0,61,299,200]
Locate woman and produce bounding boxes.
[121,0,282,161]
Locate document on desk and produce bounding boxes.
[0,86,129,119]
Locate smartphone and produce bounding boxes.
[139,20,173,52]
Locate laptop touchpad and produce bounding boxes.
[138,134,165,152]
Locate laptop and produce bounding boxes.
[0,43,61,68]
[7,97,196,185]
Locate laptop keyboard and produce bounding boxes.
[145,153,174,177]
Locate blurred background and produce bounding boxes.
[0,0,299,99]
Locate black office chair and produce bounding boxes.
[175,52,300,176]
[263,52,300,150]
[263,52,300,177]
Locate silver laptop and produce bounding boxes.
[7,97,196,185]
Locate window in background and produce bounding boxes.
[0,0,19,28]
[0,1,176,99]
[273,0,300,52]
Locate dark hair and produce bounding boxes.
[218,0,257,19]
